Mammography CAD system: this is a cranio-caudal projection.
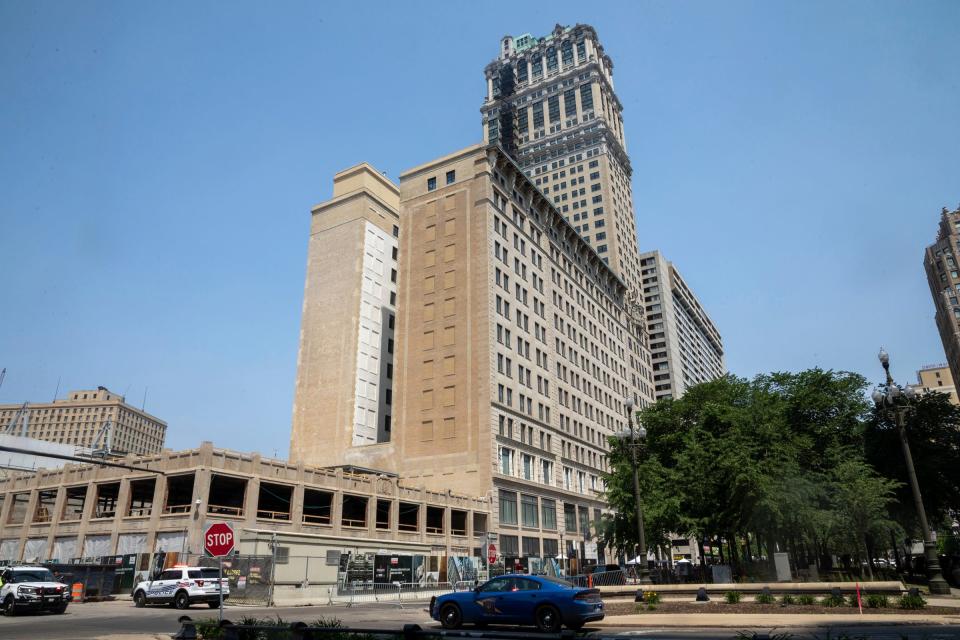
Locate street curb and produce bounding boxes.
[597,614,960,628]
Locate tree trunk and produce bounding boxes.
[863,537,874,581]
[729,532,740,576]
[766,533,778,574]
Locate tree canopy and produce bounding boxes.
[598,368,955,575]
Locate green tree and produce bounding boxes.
[601,368,889,575]
[864,391,960,535]
[827,458,902,579]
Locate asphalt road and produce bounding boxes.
[1,599,959,640]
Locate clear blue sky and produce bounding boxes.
[2,1,958,454]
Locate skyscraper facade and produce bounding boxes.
[481,24,654,407]
[390,143,637,567]
[289,164,400,467]
[639,251,724,400]
[923,204,960,389]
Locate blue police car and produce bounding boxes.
[430,574,604,632]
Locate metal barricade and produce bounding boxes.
[344,581,404,608]
[336,581,456,608]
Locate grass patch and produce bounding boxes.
[756,592,776,605]
[725,591,743,604]
[780,594,796,605]
[797,594,817,605]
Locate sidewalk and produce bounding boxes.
[599,612,960,628]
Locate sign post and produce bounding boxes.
[487,543,497,565]
[204,522,235,623]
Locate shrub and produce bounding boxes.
[756,593,776,605]
[865,594,889,609]
[725,591,743,604]
[821,593,846,607]
[195,619,224,640]
[797,594,816,606]
[899,593,927,610]
[643,591,661,604]
[780,594,796,605]
[312,617,344,628]
[847,594,860,608]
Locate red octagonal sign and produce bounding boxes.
[204,522,235,557]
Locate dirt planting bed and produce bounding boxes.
[604,600,960,616]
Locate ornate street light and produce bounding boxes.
[617,397,651,584]
[872,348,951,594]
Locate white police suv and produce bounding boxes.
[1,565,72,616]
[132,565,229,609]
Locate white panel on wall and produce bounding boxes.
[52,537,77,563]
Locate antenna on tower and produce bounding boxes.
[142,387,148,411]
[53,376,61,402]
[0,368,5,392]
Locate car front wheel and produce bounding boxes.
[3,595,16,617]
[52,604,68,614]
[134,591,147,608]
[173,591,190,609]
[535,604,561,633]
[439,603,462,629]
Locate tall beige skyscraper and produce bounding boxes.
[639,251,724,400]
[389,143,638,566]
[289,164,400,467]
[924,204,960,388]
[481,24,655,407]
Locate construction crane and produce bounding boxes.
[3,402,29,437]
[0,368,6,391]
[89,419,114,458]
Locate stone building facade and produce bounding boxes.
[481,23,655,408]
[0,442,488,575]
[384,144,639,566]
[289,164,400,466]
[908,363,959,405]
[0,387,166,455]
[639,251,725,400]
[924,205,960,390]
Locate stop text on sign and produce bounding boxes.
[207,531,233,546]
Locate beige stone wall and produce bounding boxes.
[391,145,632,562]
[0,443,488,564]
[393,146,494,497]
[289,165,400,467]
[913,365,959,405]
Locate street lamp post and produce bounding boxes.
[621,397,652,584]
[872,348,951,595]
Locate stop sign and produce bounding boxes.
[204,522,235,557]
[487,543,497,564]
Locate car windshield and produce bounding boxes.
[12,570,56,583]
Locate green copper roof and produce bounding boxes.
[513,33,538,52]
